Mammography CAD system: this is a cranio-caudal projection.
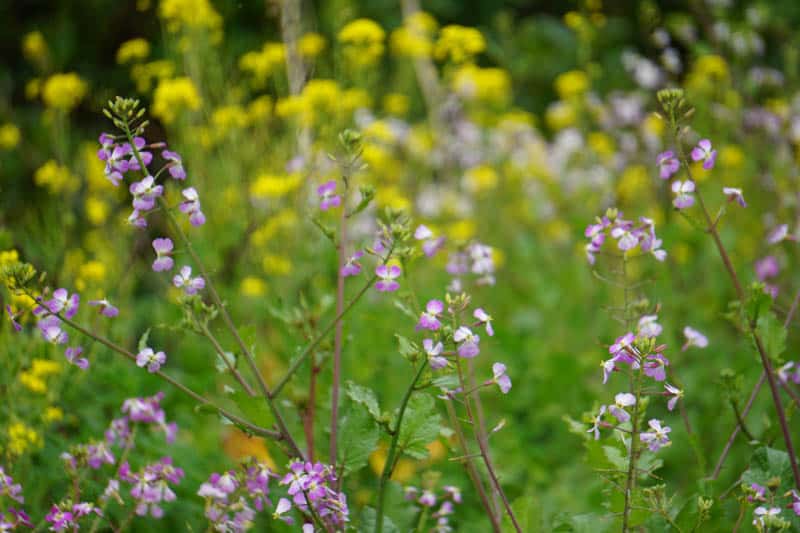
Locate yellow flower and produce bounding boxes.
[79,260,107,283]
[83,144,110,191]
[22,31,48,64]
[545,101,577,131]
[434,25,485,63]
[0,124,20,150]
[116,38,151,64]
[643,112,664,138]
[554,70,589,100]
[158,0,223,37]
[34,160,78,194]
[686,54,729,94]
[85,197,110,226]
[8,422,42,456]
[447,220,476,241]
[43,407,64,423]
[19,372,47,394]
[463,164,499,193]
[240,276,267,297]
[152,77,202,124]
[588,132,615,161]
[239,43,286,86]
[616,164,650,203]
[25,78,41,100]
[338,18,385,67]
[262,254,292,276]
[299,32,326,58]
[375,186,410,210]
[32,358,62,377]
[130,60,175,93]
[383,93,409,116]
[42,73,88,111]
[249,173,301,199]
[452,65,511,105]
[341,88,372,114]
[719,145,744,170]
[0,249,19,268]
[247,95,273,124]
[211,105,249,137]
[250,209,297,246]
[390,14,437,59]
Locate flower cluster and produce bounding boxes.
[196,460,275,532]
[119,457,184,518]
[445,241,497,288]
[45,502,100,532]
[404,484,462,532]
[0,467,31,531]
[584,209,666,264]
[275,460,349,529]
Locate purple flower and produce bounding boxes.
[128,209,148,229]
[173,266,205,295]
[587,405,607,440]
[637,315,662,338]
[341,250,364,277]
[0,467,24,504]
[682,326,708,351]
[152,238,174,272]
[87,441,115,469]
[610,223,639,251]
[162,150,186,180]
[45,505,75,532]
[473,308,494,336]
[375,265,401,292]
[755,256,779,281]
[747,483,766,503]
[130,176,163,211]
[88,298,119,318]
[419,490,436,508]
[65,346,89,370]
[414,225,445,257]
[317,180,341,211]
[657,150,680,179]
[5,305,22,332]
[664,383,683,411]
[273,498,294,524]
[125,457,184,518]
[723,187,746,207]
[601,358,616,384]
[423,339,447,369]
[417,300,444,331]
[179,188,206,226]
[753,506,782,527]
[48,288,80,319]
[136,347,166,373]
[454,326,480,358]
[788,490,800,516]
[644,353,669,381]
[490,362,511,393]
[767,224,790,244]
[690,139,717,170]
[443,486,462,503]
[609,392,636,423]
[639,419,671,451]
[671,180,695,209]
[38,315,68,344]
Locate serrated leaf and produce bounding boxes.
[755,312,786,364]
[344,381,381,421]
[397,393,440,459]
[337,401,380,476]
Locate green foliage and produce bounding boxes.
[337,398,380,475]
[396,393,440,460]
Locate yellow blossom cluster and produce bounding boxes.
[42,73,88,111]
[131,60,175,93]
[452,65,511,106]
[554,70,590,100]
[390,11,438,58]
[239,43,286,86]
[249,172,302,200]
[116,37,151,64]
[275,79,370,127]
[0,124,21,150]
[434,25,485,63]
[158,0,223,42]
[7,422,43,456]
[338,18,386,67]
[152,77,202,124]
[22,31,49,67]
[299,32,326,58]
[34,160,78,194]
[19,358,62,395]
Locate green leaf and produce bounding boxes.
[229,390,274,429]
[358,507,398,533]
[337,400,380,476]
[344,381,381,421]
[755,312,787,364]
[395,334,418,359]
[137,328,151,352]
[397,393,440,459]
[742,446,792,490]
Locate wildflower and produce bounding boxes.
[5,305,22,332]
[151,238,174,272]
[38,315,68,344]
[656,150,680,179]
[423,339,447,369]
[610,220,639,251]
[130,176,163,211]
[41,73,87,111]
[443,486,462,503]
[752,506,781,527]
[454,326,480,358]
[417,300,444,331]
[637,315,662,338]
[609,393,636,423]
[755,256,779,281]
[671,180,695,209]
[767,224,791,244]
[317,180,341,210]
[88,298,118,318]
[644,353,669,381]
[375,265,401,292]
[690,139,717,170]
[601,358,617,384]
[414,225,445,257]
[638,217,667,261]
[87,441,115,468]
[788,490,800,516]
[161,150,186,179]
[609,332,636,360]
[124,457,184,518]
[172,266,205,295]
[640,419,671,451]
[587,405,607,440]
[489,362,512,393]
[473,308,494,336]
[179,187,206,226]
[419,490,436,507]
[778,362,800,384]
[747,483,766,503]
[152,77,202,124]
[47,288,80,319]
[136,347,166,373]
[45,505,75,532]
[273,497,293,524]
[0,467,24,503]
[341,250,364,277]
[65,346,89,370]
[682,326,708,350]
[723,187,746,207]
[664,383,683,411]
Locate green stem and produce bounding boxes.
[374,361,428,533]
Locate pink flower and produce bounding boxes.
[489,362,511,393]
[664,383,683,411]
[682,326,708,351]
[671,180,695,209]
[317,180,341,211]
[454,326,480,358]
[723,187,746,207]
[767,224,791,244]
[656,150,680,179]
[587,405,607,440]
[179,188,206,226]
[162,150,186,180]
[340,251,364,277]
[423,339,447,369]
[643,353,669,381]
[473,308,494,336]
[48,288,80,319]
[173,266,205,295]
[416,300,444,331]
[690,139,717,170]
[375,265,400,292]
[414,225,445,257]
[130,176,163,211]
[88,298,119,318]
[152,238,174,272]
[639,419,671,451]
[609,392,636,422]
[136,347,166,373]
[65,346,89,370]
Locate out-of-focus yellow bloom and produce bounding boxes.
[43,407,64,423]
[83,144,110,191]
[375,186,410,210]
[239,43,286,86]
[25,78,41,100]
[463,164,499,193]
[247,95,272,124]
[643,112,664,138]
[554,70,589,100]
[159,0,223,39]
[452,65,511,105]
[616,164,649,203]
[32,358,61,377]
[131,60,175,93]
[42,73,88,111]
[275,95,304,120]
[383,93,409,116]
[10,292,37,314]
[211,105,249,137]
[240,276,267,297]
[250,209,297,246]
[363,120,396,144]
[22,31,48,65]
[262,254,292,276]
[672,242,690,265]
[249,173,301,199]
[34,160,78,194]
[8,422,42,455]
[369,445,416,481]
[545,101,577,131]
[152,77,202,124]
[588,132,615,161]
[299,32,326,58]
[338,18,385,67]
[719,145,744,170]
[19,372,46,394]
[0,124,21,150]
[77,260,106,291]
[434,25,485,63]
[341,88,372,114]
[116,38,150,64]
[447,220,476,241]
[0,250,19,268]
[390,13,438,58]
[686,54,729,93]
[85,197,110,226]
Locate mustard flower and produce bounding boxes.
[609,392,636,423]
[340,251,364,277]
[179,187,206,226]
[664,383,683,411]
[162,150,186,180]
[473,308,494,336]
[423,339,447,369]
[65,346,89,370]
[317,180,341,211]
[490,362,511,393]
